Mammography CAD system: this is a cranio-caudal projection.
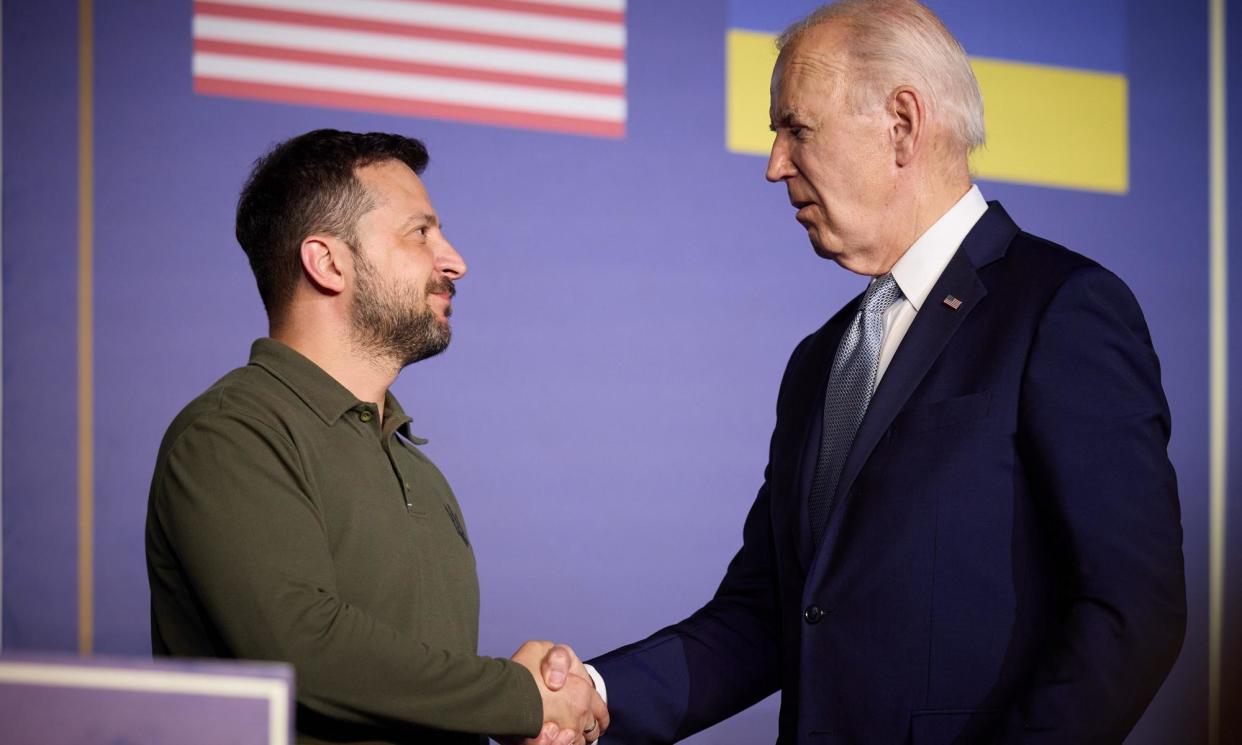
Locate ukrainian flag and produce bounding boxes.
[726,0,1129,194]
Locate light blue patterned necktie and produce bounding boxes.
[808,273,904,544]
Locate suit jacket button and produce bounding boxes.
[804,605,823,624]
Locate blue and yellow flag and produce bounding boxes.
[726,0,1128,194]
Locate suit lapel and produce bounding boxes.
[806,202,1018,582]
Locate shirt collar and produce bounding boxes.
[383,392,426,444]
[889,184,988,311]
[247,338,423,442]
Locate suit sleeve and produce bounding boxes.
[999,265,1187,742]
[589,337,815,744]
[149,411,543,738]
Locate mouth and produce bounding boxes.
[426,279,456,319]
[428,278,456,301]
[791,200,815,223]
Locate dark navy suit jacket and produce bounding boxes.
[591,203,1186,745]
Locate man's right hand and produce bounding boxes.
[510,641,608,745]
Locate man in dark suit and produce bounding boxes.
[572,1,1187,742]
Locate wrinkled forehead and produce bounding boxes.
[770,40,848,119]
[772,50,843,91]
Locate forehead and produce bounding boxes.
[770,24,850,112]
[356,159,432,212]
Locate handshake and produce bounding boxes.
[506,641,610,745]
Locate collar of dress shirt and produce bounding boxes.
[888,184,988,311]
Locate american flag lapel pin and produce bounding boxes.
[942,295,963,310]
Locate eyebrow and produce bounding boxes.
[769,110,802,131]
[399,212,440,232]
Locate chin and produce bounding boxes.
[807,234,875,276]
[834,256,880,276]
[807,234,843,264]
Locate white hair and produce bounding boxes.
[778,0,986,154]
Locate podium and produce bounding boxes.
[0,654,294,745]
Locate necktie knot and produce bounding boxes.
[862,273,902,316]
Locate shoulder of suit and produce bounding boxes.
[981,229,1143,327]
[1000,229,1105,281]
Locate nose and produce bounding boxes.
[436,236,467,280]
[765,134,795,183]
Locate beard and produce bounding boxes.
[350,252,454,369]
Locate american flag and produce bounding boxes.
[192,0,627,137]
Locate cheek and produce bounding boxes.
[800,161,849,218]
[796,146,844,195]
[393,251,432,278]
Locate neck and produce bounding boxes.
[272,315,399,420]
[872,169,972,276]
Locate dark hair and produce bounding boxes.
[235,128,429,321]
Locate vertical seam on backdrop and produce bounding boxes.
[1209,0,1228,743]
[77,0,94,656]
[0,0,6,652]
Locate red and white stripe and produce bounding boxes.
[192,0,626,137]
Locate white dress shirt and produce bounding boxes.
[873,184,988,386]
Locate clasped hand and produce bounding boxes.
[507,640,609,745]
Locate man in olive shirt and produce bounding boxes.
[146,130,606,745]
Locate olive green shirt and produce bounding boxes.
[146,339,542,744]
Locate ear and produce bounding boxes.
[299,235,349,295]
[890,86,924,168]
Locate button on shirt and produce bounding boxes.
[875,184,989,386]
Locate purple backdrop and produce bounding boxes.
[3,1,1238,743]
